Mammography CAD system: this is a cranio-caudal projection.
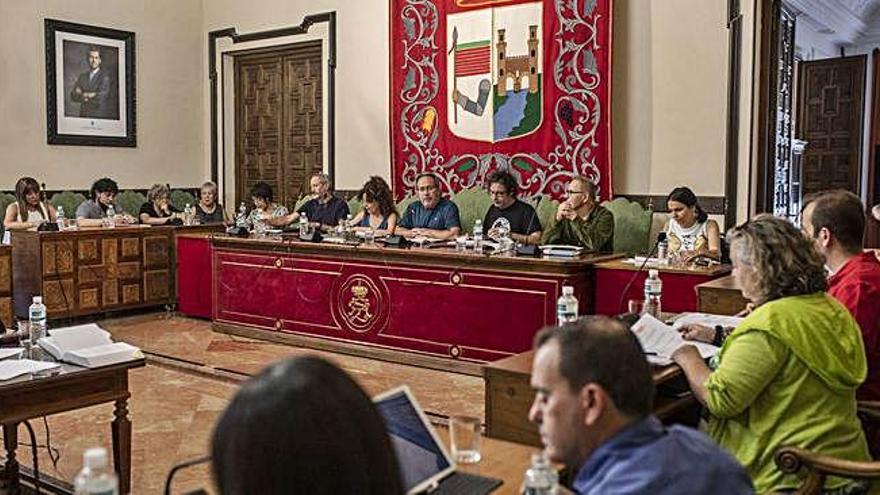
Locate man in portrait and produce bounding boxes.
[70,45,112,119]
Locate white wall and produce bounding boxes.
[0,0,205,191]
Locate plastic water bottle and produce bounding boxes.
[103,205,116,229]
[556,285,578,325]
[644,269,663,318]
[55,205,66,230]
[73,447,119,495]
[29,296,47,348]
[183,203,192,226]
[657,238,669,262]
[473,219,483,251]
[236,202,248,228]
[299,213,309,237]
[523,452,558,495]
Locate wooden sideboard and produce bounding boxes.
[0,246,11,329]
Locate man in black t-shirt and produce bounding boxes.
[483,170,543,245]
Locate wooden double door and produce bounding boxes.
[235,41,323,207]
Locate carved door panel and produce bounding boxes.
[235,42,323,208]
[796,55,867,196]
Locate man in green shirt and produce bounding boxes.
[542,177,614,251]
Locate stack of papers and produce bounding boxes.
[0,359,60,381]
[671,312,744,331]
[0,347,24,360]
[539,245,583,257]
[38,324,142,368]
[631,314,720,365]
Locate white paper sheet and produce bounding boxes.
[631,314,720,365]
[0,347,24,360]
[0,359,60,381]
[671,312,744,330]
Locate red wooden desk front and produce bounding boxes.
[176,235,214,319]
[211,236,619,363]
[593,260,731,315]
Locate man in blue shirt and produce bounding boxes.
[285,173,349,230]
[396,173,461,240]
[529,317,754,495]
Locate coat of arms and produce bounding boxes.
[446,2,543,142]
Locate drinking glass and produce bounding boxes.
[455,236,468,252]
[17,321,30,351]
[627,299,645,315]
[364,228,375,245]
[450,415,481,464]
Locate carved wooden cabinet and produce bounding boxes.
[0,246,11,328]
[12,228,175,319]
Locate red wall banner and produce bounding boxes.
[389,0,613,201]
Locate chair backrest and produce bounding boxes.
[534,196,560,234]
[451,188,493,234]
[170,190,197,212]
[115,190,146,217]
[601,197,652,255]
[347,195,363,217]
[49,191,87,218]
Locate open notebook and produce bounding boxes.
[38,324,142,368]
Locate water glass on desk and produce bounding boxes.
[363,228,375,245]
[17,321,30,351]
[450,415,481,464]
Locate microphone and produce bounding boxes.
[515,195,543,256]
[616,231,667,315]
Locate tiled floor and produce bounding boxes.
[8,313,485,494]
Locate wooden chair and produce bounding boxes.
[774,401,880,495]
[601,197,652,255]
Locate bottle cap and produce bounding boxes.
[83,447,108,469]
[562,286,574,295]
[648,269,659,278]
[33,296,42,304]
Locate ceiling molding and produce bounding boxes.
[786,0,873,44]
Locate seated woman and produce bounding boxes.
[139,184,183,225]
[75,177,136,227]
[211,356,403,494]
[195,181,226,224]
[3,177,56,244]
[351,176,398,235]
[664,187,721,261]
[672,215,870,493]
[249,182,289,228]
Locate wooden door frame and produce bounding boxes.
[208,12,337,198]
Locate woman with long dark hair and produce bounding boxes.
[664,186,721,261]
[351,176,399,235]
[212,356,404,495]
[3,177,56,243]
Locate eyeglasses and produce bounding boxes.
[417,185,437,192]
[489,189,509,197]
[565,189,586,196]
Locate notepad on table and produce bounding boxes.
[0,359,60,381]
[631,314,720,366]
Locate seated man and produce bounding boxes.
[541,177,613,251]
[483,170,542,245]
[75,177,135,227]
[802,190,880,403]
[395,173,461,240]
[530,316,753,495]
[284,172,349,231]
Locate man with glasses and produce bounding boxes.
[482,170,542,245]
[396,173,461,240]
[542,177,613,251]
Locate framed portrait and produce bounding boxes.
[44,19,136,147]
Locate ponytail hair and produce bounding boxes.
[667,187,707,223]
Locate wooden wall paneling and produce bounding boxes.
[282,41,323,203]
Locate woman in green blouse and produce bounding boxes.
[672,214,870,493]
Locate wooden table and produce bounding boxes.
[11,225,222,320]
[593,259,731,314]
[483,349,696,447]
[211,235,622,373]
[434,427,539,494]
[0,246,11,329]
[0,357,145,494]
[696,274,748,315]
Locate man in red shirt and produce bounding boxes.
[803,190,880,402]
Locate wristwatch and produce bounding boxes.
[712,325,731,347]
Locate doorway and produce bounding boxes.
[234,41,323,208]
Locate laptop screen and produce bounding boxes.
[375,388,453,492]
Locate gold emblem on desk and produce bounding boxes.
[336,275,382,333]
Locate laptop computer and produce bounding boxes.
[374,386,503,495]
